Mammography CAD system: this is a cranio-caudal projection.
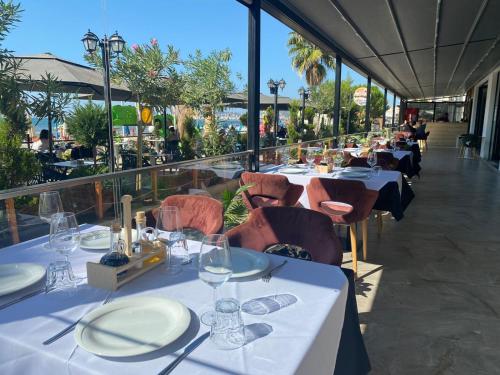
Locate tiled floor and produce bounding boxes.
[352,148,500,374]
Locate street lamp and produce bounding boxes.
[82,30,125,172]
[298,87,310,129]
[267,78,286,144]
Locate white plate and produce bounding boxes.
[0,263,46,296]
[230,248,270,278]
[278,167,305,174]
[80,229,137,250]
[337,171,371,179]
[212,162,242,170]
[344,167,372,172]
[74,296,191,357]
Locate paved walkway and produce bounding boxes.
[354,148,500,374]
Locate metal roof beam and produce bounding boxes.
[433,0,443,97]
[385,0,425,98]
[326,0,413,98]
[446,0,489,92]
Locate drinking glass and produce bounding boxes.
[199,234,232,326]
[210,298,246,350]
[280,148,290,166]
[155,206,187,275]
[305,148,315,171]
[367,152,377,168]
[39,191,63,249]
[47,212,80,289]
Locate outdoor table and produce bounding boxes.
[50,160,101,168]
[0,226,348,375]
[266,166,413,220]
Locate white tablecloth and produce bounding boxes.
[0,227,348,375]
[267,167,402,209]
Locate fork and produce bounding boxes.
[43,292,113,345]
[262,260,288,283]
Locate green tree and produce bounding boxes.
[29,72,72,154]
[66,101,108,166]
[369,86,387,119]
[310,80,334,117]
[287,32,335,86]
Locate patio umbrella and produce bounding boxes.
[224,92,292,111]
[14,53,132,101]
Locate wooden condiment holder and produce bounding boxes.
[86,240,166,291]
[315,163,333,174]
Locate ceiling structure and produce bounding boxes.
[261,0,500,100]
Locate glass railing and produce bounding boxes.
[0,151,252,248]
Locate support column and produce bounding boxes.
[392,94,396,128]
[247,0,261,171]
[382,88,387,128]
[365,77,371,132]
[333,56,342,137]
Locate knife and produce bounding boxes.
[158,332,210,375]
[0,288,46,311]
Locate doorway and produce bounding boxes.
[474,84,488,143]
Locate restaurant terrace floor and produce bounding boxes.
[355,147,500,374]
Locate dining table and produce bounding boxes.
[0,225,348,375]
[264,165,414,221]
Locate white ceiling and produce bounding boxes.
[262,0,500,99]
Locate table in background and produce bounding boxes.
[0,226,348,375]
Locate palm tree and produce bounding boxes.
[287,32,335,86]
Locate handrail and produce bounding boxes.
[0,150,253,200]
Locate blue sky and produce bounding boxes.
[6,0,371,100]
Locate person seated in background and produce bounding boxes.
[415,119,427,139]
[401,120,416,134]
[33,129,49,152]
[277,125,287,138]
[166,126,179,142]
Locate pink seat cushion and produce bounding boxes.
[251,196,280,207]
[320,201,354,217]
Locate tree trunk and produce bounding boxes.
[93,145,97,168]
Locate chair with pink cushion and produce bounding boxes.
[161,195,224,235]
[306,178,379,274]
[240,172,303,210]
[226,206,343,266]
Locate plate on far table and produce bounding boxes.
[230,248,270,278]
[80,229,137,251]
[74,296,191,357]
[278,167,306,174]
[0,263,46,296]
[212,161,243,170]
[343,167,372,172]
[336,170,372,179]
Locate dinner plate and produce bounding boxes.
[278,167,305,174]
[337,171,371,179]
[0,263,46,296]
[343,167,372,172]
[230,248,270,278]
[74,296,191,357]
[80,229,137,250]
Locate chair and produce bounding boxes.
[374,151,398,170]
[306,178,379,274]
[347,157,369,168]
[162,195,224,235]
[420,131,430,151]
[226,206,343,266]
[240,172,303,210]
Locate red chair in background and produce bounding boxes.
[162,195,224,235]
[306,178,379,274]
[226,206,343,266]
[240,172,303,210]
[347,157,370,168]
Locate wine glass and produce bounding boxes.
[305,148,315,172]
[280,147,290,166]
[47,212,80,289]
[155,206,188,275]
[367,152,377,168]
[39,191,63,249]
[199,234,233,326]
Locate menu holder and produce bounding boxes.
[315,164,333,174]
[86,240,166,291]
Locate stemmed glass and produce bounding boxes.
[47,212,80,289]
[305,148,315,172]
[367,152,377,169]
[199,234,233,326]
[39,191,63,249]
[280,147,290,166]
[155,206,189,275]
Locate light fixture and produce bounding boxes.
[109,31,125,54]
[81,30,99,53]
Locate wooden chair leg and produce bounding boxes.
[376,211,383,236]
[362,218,368,261]
[349,224,358,275]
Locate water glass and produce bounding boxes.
[210,298,246,350]
[367,152,377,168]
[168,232,190,273]
[155,206,184,275]
[47,212,80,289]
[373,166,382,176]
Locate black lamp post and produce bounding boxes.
[298,87,310,129]
[82,30,125,172]
[267,78,286,144]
